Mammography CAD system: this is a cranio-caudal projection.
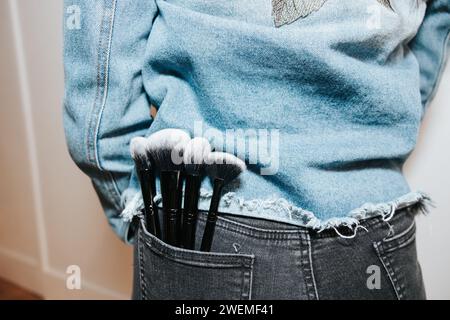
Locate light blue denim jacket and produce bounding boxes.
[63,0,450,243]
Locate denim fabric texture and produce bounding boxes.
[63,0,450,242]
[133,206,425,300]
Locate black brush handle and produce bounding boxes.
[161,170,181,246]
[182,174,202,250]
[176,172,185,247]
[147,169,161,239]
[137,168,161,238]
[201,178,225,252]
[166,209,178,246]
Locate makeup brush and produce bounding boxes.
[146,129,191,246]
[130,137,160,238]
[201,152,246,252]
[182,137,211,249]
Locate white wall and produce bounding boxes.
[0,0,42,294]
[405,64,450,300]
[0,0,132,300]
[0,0,448,299]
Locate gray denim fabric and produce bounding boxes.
[133,206,425,300]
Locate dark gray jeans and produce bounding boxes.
[132,207,425,300]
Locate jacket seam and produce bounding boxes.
[85,2,106,166]
[86,0,122,209]
[93,0,117,170]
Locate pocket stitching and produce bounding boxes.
[217,216,299,233]
[383,220,415,243]
[383,233,416,254]
[239,264,253,300]
[138,229,149,300]
[382,221,416,253]
[372,220,417,300]
[138,223,254,300]
[247,263,254,300]
[144,238,255,268]
[373,241,402,300]
[142,235,255,267]
[140,219,255,266]
[198,214,301,239]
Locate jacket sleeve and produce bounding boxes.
[63,0,157,243]
[409,0,450,111]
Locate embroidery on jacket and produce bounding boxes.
[272,0,393,27]
[377,0,393,10]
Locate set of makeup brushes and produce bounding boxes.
[130,129,246,252]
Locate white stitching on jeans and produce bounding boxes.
[248,263,254,300]
[384,220,416,243]
[306,233,320,300]
[373,242,401,300]
[138,231,148,299]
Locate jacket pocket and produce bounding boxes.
[137,219,254,300]
[373,220,426,300]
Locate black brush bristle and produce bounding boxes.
[145,129,191,246]
[130,136,161,238]
[201,152,246,252]
[183,137,212,174]
[181,137,211,249]
[130,137,151,169]
[146,129,191,171]
[206,152,246,183]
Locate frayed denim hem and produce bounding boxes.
[120,190,434,239]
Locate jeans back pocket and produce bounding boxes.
[373,216,426,300]
[137,219,254,300]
